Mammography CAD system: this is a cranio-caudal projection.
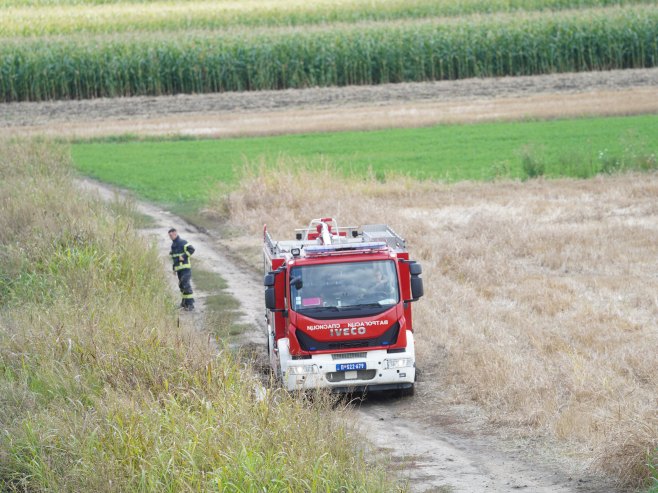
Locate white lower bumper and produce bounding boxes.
[280,331,415,392]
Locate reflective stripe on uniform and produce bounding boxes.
[182,293,195,299]
[183,244,193,255]
[175,263,191,271]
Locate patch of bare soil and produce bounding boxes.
[5,68,658,139]
[79,178,621,493]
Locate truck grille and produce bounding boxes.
[295,323,400,352]
[331,352,367,360]
[326,370,377,382]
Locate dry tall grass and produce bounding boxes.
[209,158,658,488]
[0,144,394,492]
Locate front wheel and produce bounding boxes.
[397,384,415,398]
[267,326,280,381]
[276,338,291,387]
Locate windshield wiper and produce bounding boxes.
[299,306,340,312]
[341,303,384,309]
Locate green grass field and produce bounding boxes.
[72,114,658,208]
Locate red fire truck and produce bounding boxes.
[263,217,424,393]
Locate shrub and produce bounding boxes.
[520,146,546,179]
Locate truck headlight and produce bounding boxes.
[384,358,414,369]
[287,365,319,375]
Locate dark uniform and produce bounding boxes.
[170,235,195,310]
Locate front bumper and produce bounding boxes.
[281,331,415,392]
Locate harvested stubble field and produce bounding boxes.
[210,163,658,489]
[4,68,657,141]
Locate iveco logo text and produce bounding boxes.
[330,327,366,337]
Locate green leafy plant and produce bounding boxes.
[520,145,546,179]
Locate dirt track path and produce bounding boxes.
[79,178,619,493]
[78,178,265,348]
[5,68,658,139]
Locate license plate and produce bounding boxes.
[336,362,366,372]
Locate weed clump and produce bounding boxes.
[520,145,546,179]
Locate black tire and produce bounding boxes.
[397,384,415,398]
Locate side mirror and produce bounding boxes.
[290,276,303,290]
[264,272,277,310]
[409,262,423,301]
[410,276,424,300]
[265,286,276,310]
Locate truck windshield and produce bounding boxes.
[290,260,399,317]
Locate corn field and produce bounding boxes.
[2,0,655,36]
[1,7,656,102]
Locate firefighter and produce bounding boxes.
[168,228,195,311]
